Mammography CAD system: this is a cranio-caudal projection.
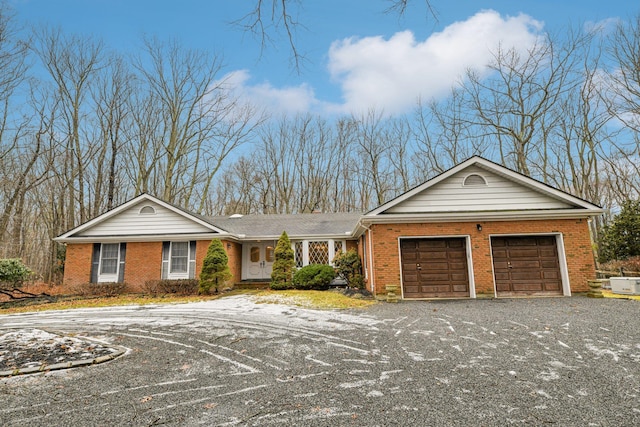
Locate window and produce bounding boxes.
[100,243,120,275]
[162,241,196,279]
[170,242,189,273]
[265,245,275,262]
[91,242,126,283]
[309,241,329,264]
[294,241,304,268]
[250,246,261,263]
[292,239,346,267]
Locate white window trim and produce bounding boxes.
[168,241,190,280]
[98,243,120,283]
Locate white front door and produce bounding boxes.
[243,242,275,280]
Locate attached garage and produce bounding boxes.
[400,237,470,298]
[491,235,563,297]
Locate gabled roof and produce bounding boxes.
[54,193,228,242]
[55,193,362,242]
[364,156,603,221]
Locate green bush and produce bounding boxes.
[292,264,336,290]
[199,239,232,294]
[599,200,640,263]
[333,249,363,288]
[270,231,295,290]
[0,259,33,290]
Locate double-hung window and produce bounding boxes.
[162,241,196,279]
[91,243,126,283]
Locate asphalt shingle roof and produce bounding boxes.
[205,212,362,239]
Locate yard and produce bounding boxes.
[1,295,639,426]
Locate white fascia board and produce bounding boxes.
[361,208,604,225]
[54,232,235,244]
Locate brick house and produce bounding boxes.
[55,157,603,298]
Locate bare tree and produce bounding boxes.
[32,27,106,226]
[463,32,590,178]
[236,0,436,72]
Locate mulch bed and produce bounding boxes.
[0,329,120,374]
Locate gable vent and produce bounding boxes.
[139,205,156,214]
[463,174,487,186]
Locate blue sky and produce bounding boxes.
[10,0,640,117]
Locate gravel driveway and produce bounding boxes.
[1,295,639,426]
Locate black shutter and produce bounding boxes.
[118,243,127,283]
[90,243,100,283]
[161,241,170,279]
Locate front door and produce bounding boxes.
[243,242,275,280]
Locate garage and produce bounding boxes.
[491,235,563,296]
[400,238,470,298]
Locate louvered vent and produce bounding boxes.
[463,174,487,186]
[139,205,156,214]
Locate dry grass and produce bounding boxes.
[0,288,375,314]
[601,290,640,301]
[253,289,376,309]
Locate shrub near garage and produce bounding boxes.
[292,264,336,290]
[333,249,364,289]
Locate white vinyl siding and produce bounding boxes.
[385,166,573,214]
[78,201,212,236]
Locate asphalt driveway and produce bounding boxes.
[1,295,639,426]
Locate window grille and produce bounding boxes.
[333,240,343,256]
[171,242,189,273]
[100,243,119,274]
[308,241,329,265]
[294,241,303,268]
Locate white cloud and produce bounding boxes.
[216,69,319,116]
[220,10,544,117]
[327,10,543,115]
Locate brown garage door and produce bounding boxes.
[401,238,469,298]
[492,236,562,296]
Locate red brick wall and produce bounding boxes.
[219,240,242,285]
[63,239,244,291]
[368,218,596,297]
[63,243,93,286]
[124,242,163,291]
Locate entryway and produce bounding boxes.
[242,242,275,280]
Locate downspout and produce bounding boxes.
[368,227,375,295]
[357,219,375,295]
